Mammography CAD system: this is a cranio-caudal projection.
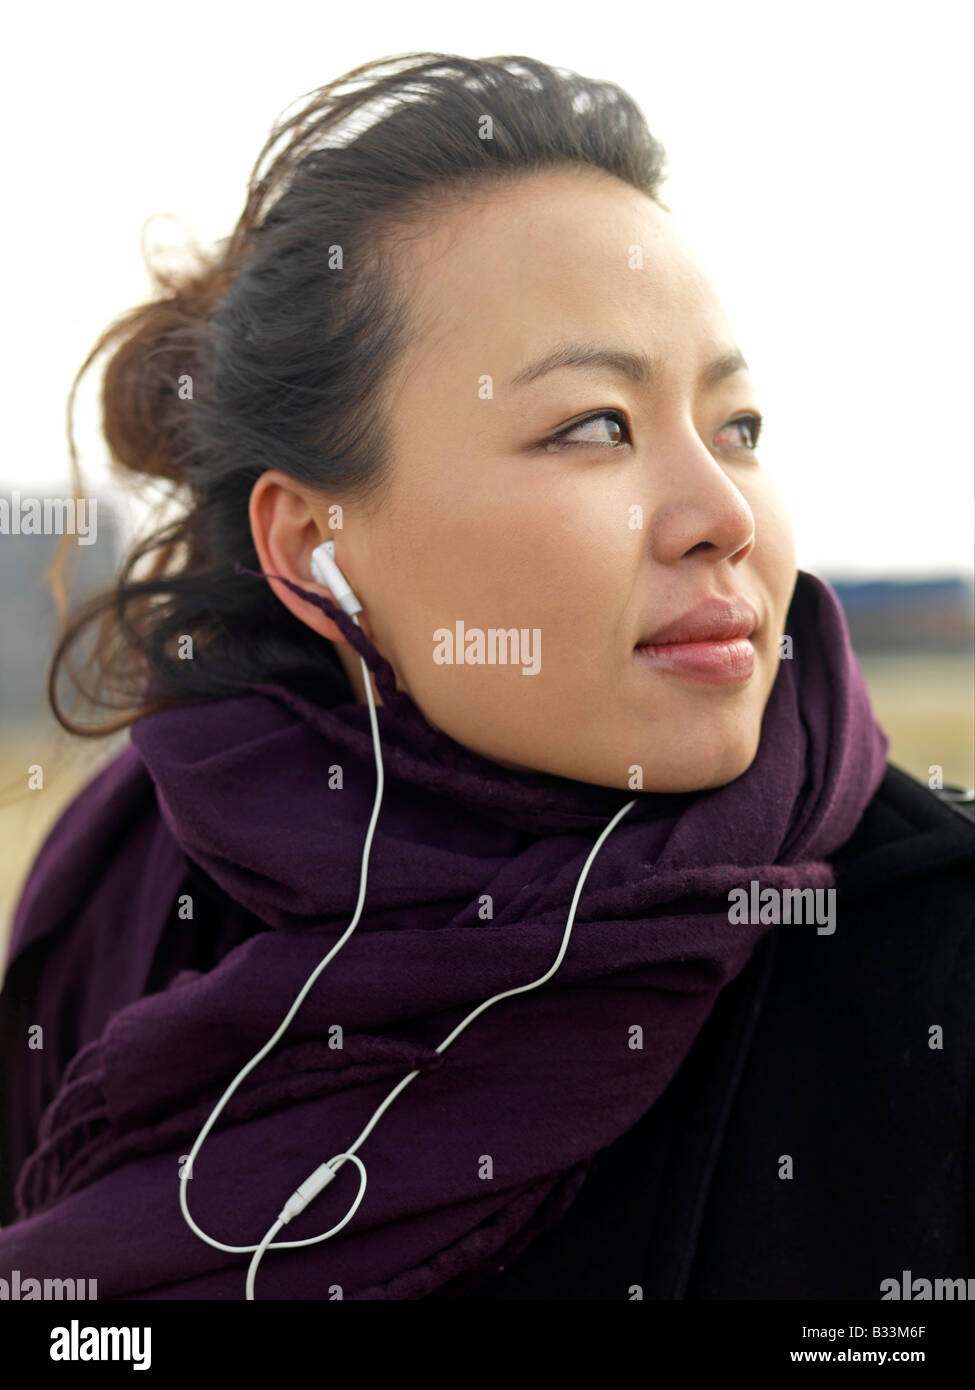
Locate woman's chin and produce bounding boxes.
[630,727,762,794]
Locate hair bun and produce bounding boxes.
[95,246,236,485]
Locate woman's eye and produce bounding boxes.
[544,410,630,452]
[716,413,763,452]
[542,409,763,454]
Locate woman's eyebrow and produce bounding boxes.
[508,342,749,391]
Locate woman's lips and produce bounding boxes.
[634,636,756,684]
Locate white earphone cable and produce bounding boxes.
[178,611,636,1298]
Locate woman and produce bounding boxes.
[0,51,971,1302]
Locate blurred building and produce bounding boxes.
[825,575,974,655]
[0,496,123,724]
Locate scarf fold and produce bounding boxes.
[12,568,889,1299]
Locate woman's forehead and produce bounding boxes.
[388,179,726,397]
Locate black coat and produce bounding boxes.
[434,763,975,1300]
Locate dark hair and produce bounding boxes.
[49,50,669,735]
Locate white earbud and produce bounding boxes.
[310,540,362,616]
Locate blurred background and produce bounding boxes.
[1,0,972,964]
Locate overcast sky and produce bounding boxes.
[2,0,971,578]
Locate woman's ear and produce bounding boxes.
[248,470,355,647]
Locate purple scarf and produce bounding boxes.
[3,569,888,1298]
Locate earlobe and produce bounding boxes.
[268,567,351,648]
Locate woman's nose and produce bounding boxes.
[643,428,756,566]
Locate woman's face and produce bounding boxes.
[256,166,798,793]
